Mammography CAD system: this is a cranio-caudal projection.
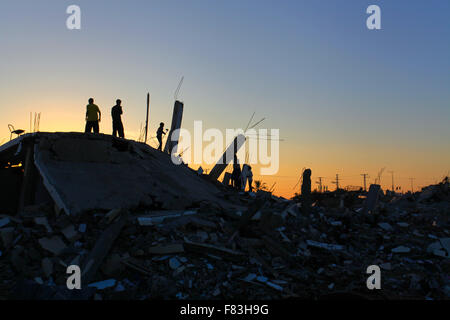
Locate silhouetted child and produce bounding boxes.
[157,122,167,151]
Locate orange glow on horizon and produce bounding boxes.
[1,103,448,200]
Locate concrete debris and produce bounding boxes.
[427,238,450,259]
[148,244,184,255]
[42,258,53,278]
[38,236,67,256]
[61,225,78,242]
[0,217,11,228]
[169,257,182,270]
[380,263,392,270]
[378,222,393,231]
[137,210,197,226]
[306,240,344,251]
[1,228,15,248]
[103,209,123,225]
[1,133,449,300]
[391,246,411,254]
[1,132,239,216]
[88,279,117,290]
[34,217,53,233]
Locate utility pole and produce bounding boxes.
[388,171,394,192]
[144,93,150,144]
[409,178,415,193]
[316,177,324,193]
[332,174,340,191]
[361,173,369,192]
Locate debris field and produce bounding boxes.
[0,133,449,300]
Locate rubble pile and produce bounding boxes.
[1,178,449,300]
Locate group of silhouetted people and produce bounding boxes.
[85,98,124,138]
[231,156,253,192]
[84,98,170,151]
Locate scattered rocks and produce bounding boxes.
[0,171,448,301]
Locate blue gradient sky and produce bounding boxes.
[1,0,449,197]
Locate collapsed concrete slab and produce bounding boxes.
[209,134,246,181]
[164,100,184,154]
[0,132,238,216]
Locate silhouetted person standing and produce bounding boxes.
[301,169,312,213]
[247,165,253,192]
[232,155,242,190]
[85,98,101,133]
[157,122,167,151]
[111,99,124,138]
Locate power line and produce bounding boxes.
[360,173,369,192]
[332,174,340,191]
[316,177,324,193]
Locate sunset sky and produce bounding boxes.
[1,0,449,198]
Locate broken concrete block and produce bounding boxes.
[0,217,11,228]
[380,263,392,270]
[114,282,125,292]
[88,279,117,290]
[256,276,283,291]
[1,227,15,248]
[34,217,53,233]
[163,100,184,154]
[148,244,184,255]
[439,238,450,256]
[427,239,450,258]
[306,240,344,251]
[391,246,411,254]
[169,257,182,270]
[103,208,123,224]
[242,273,257,282]
[11,247,26,272]
[79,224,87,233]
[42,258,53,278]
[82,215,128,284]
[378,223,393,232]
[196,231,209,242]
[61,225,78,242]
[209,134,246,181]
[38,236,67,256]
[137,210,197,226]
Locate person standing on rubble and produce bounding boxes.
[232,155,242,190]
[85,98,101,134]
[111,99,125,138]
[247,165,253,192]
[301,169,312,213]
[157,122,167,151]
